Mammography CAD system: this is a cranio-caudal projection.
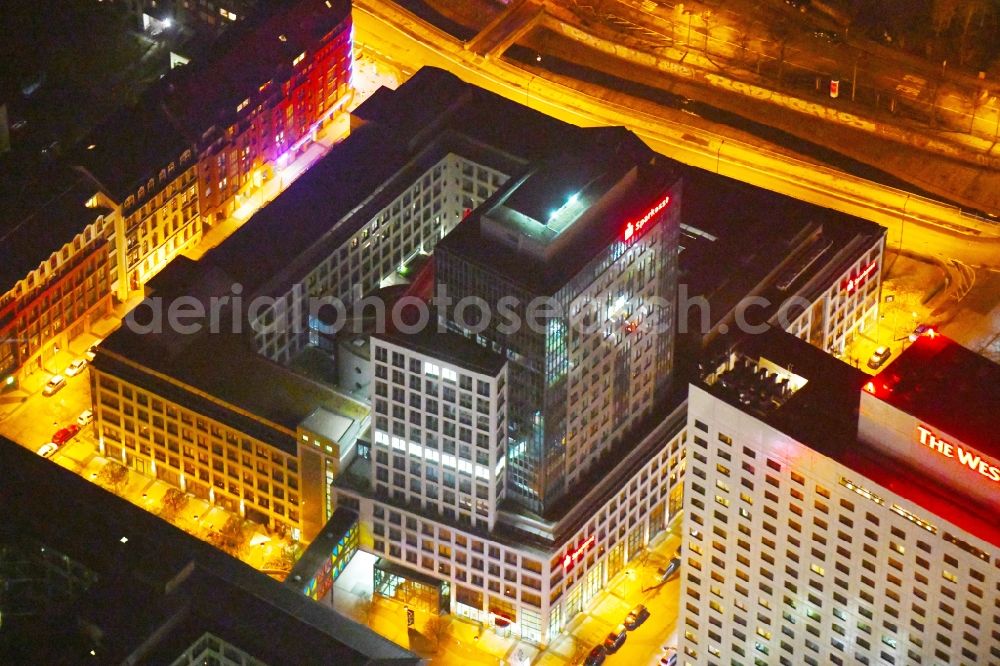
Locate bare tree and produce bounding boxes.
[97,461,129,495]
[424,615,449,651]
[160,488,188,519]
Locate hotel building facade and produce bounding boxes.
[677,328,1000,666]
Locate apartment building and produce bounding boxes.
[74,92,203,300]
[0,166,114,382]
[162,0,353,222]
[678,328,1000,666]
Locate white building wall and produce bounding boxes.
[253,154,509,364]
[338,418,687,645]
[679,385,1000,666]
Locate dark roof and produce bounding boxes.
[700,327,866,459]
[869,333,1000,460]
[679,167,885,331]
[0,438,419,665]
[287,507,359,589]
[71,96,191,201]
[205,67,595,297]
[204,125,410,294]
[437,130,682,295]
[376,327,507,377]
[0,157,106,293]
[162,0,351,137]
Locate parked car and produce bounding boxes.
[43,375,66,396]
[52,424,80,445]
[36,442,59,458]
[785,0,809,11]
[624,604,650,630]
[909,324,936,342]
[77,409,95,426]
[65,359,88,377]
[583,644,607,666]
[660,653,677,666]
[867,346,892,370]
[658,557,681,581]
[85,345,98,362]
[603,624,628,653]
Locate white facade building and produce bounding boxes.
[678,330,1000,666]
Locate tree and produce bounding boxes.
[97,462,129,495]
[356,592,375,625]
[211,515,249,557]
[160,488,188,519]
[424,615,449,651]
[265,543,302,573]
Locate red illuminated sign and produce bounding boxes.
[624,195,671,242]
[842,261,878,293]
[562,535,596,571]
[917,424,1000,483]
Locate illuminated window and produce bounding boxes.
[715,495,730,508]
[810,564,825,576]
[942,571,958,583]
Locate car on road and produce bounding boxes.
[624,604,650,630]
[867,346,892,370]
[77,409,94,426]
[660,653,677,666]
[43,374,66,396]
[52,424,80,445]
[812,30,842,43]
[85,345,98,362]
[65,359,88,377]
[36,442,59,458]
[603,624,628,653]
[785,0,809,11]
[583,644,607,666]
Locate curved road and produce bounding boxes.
[352,0,1000,271]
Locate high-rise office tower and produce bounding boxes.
[435,131,682,512]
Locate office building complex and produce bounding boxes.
[92,69,908,646]
[678,328,1000,666]
[679,168,887,357]
[435,141,681,512]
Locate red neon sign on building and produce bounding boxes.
[841,261,879,294]
[562,535,596,571]
[623,195,671,242]
[917,424,1000,484]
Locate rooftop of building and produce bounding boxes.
[71,93,192,201]
[161,0,351,137]
[679,167,886,334]
[377,326,507,377]
[205,67,593,299]
[286,507,359,589]
[0,437,418,665]
[0,156,107,294]
[94,258,367,456]
[697,328,1000,550]
[867,331,1000,461]
[438,131,682,295]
